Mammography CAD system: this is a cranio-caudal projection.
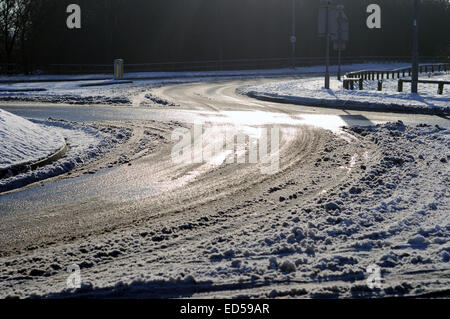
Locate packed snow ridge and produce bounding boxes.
[0,109,65,171]
[0,118,131,193]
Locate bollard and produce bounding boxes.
[114,59,124,80]
[438,83,444,95]
[398,80,403,92]
[377,80,383,91]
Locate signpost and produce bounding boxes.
[319,2,349,85]
[334,5,349,80]
[318,0,333,89]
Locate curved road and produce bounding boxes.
[1,78,448,247]
[0,77,448,298]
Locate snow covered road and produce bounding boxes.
[0,77,448,298]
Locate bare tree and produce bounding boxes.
[16,0,33,74]
[0,0,44,74]
[0,0,19,72]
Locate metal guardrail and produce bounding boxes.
[1,56,449,75]
[343,62,450,90]
[345,63,450,80]
[398,79,450,94]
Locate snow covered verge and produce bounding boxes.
[239,72,450,115]
[0,122,448,299]
[0,118,131,193]
[0,63,411,106]
[0,109,65,174]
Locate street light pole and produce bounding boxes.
[325,1,330,89]
[412,0,419,94]
[337,6,343,81]
[217,0,223,70]
[335,5,347,81]
[291,0,296,69]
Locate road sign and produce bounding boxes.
[332,6,349,52]
[332,9,349,42]
[319,5,349,42]
[318,6,338,37]
[290,36,297,44]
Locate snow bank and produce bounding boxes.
[0,109,65,171]
[240,72,450,115]
[0,119,131,193]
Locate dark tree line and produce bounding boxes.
[1,0,450,73]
